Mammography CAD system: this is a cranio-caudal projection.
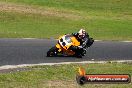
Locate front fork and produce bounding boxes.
[56,43,62,52]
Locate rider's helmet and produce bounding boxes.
[78,29,86,39]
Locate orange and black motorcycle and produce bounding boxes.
[47,34,94,58]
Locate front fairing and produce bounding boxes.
[56,34,80,55]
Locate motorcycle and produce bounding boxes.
[47,34,94,58]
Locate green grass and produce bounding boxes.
[1,0,132,12]
[0,63,132,88]
[0,0,132,40]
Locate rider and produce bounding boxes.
[72,29,89,46]
[70,29,94,57]
[72,28,94,47]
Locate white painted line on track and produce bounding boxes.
[94,40,102,42]
[121,41,132,43]
[22,38,37,39]
[0,60,132,70]
[94,40,132,42]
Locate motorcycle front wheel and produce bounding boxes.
[47,46,58,57]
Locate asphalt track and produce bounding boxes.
[0,38,132,66]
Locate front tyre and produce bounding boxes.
[47,46,58,57]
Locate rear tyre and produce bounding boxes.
[47,46,58,57]
[69,46,83,58]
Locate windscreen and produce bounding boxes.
[64,35,72,43]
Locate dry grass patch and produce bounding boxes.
[0,2,81,20]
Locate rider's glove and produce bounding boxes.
[72,33,79,36]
